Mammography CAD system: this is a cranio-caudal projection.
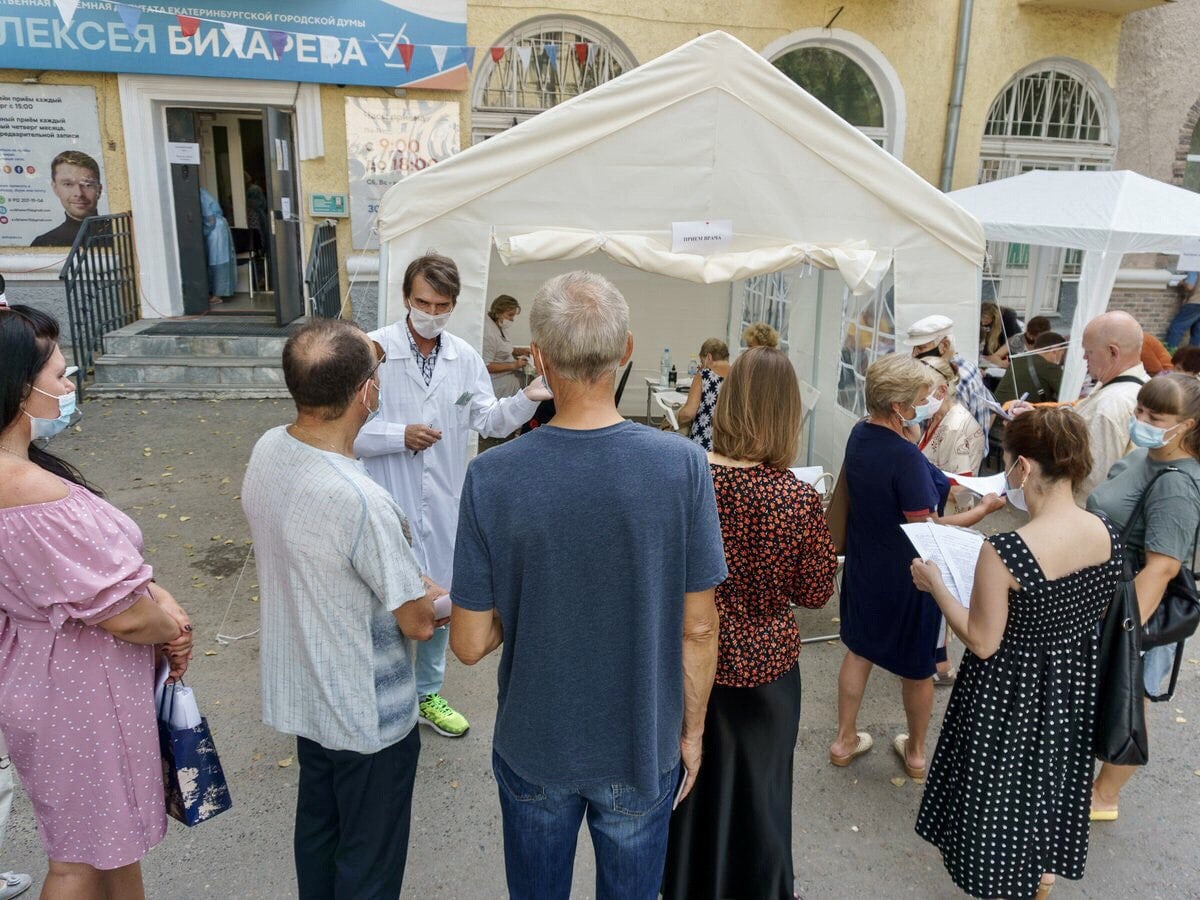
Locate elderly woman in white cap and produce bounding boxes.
[904,314,995,451]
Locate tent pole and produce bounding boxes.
[939,0,975,192]
[806,269,825,467]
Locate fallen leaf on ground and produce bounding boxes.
[157,513,167,519]
[890,777,906,787]
[277,757,293,768]
[204,650,218,656]
[850,825,859,833]
[1176,717,1187,724]
[252,752,262,762]
[450,780,460,789]
[220,477,231,484]
[179,516,191,522]
[250,595,259,602]
[831,617,841,624]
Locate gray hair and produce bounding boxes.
[530,271,629,381]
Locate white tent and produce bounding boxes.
[376,30,985,471]
[950,170,1200,400]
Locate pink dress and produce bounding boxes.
[0,479,166,868]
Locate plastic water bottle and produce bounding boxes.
[687,357,698,376]
[660,348,671,386]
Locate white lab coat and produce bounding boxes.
[354,322,538,589]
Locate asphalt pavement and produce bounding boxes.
[1,398,1196,898]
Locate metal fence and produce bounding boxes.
[59,213,138,394]
[305,219,340,318]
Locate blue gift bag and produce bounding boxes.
[157,681,233,826]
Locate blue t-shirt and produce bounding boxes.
[452,420,728,794]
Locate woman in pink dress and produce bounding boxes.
[0,304,192,899]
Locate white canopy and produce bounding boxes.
[376,30,985,470]
[950,170,1200,398]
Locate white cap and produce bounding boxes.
[902,314,954,347]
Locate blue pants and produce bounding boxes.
[415,623,448,698]
[1166,302,1200,348]
[493,750,679,900]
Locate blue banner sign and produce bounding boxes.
[0,2,468,89]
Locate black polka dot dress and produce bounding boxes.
[915,520,1121,900]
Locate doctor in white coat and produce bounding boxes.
[355,253,548,738]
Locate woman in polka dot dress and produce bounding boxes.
[910,407,1121,900]
[0,306,193,899]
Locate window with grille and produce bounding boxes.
[984,68,1106,144]
[836,270,895,416]
[470,18,636,143]
[772,46,888,148]
[738,272,792,352]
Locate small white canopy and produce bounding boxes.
[376,30,985,470]
[950,170,1200,398]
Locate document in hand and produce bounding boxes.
[900,522,985,608]
[941,470,1007,498]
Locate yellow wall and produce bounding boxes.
[468,0,1123,188]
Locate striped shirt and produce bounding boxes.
[243,426,425,753]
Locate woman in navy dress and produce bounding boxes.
[829,354,1004,781]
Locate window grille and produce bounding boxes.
[984,67,1106,144]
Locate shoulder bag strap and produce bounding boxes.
[1105,374,1149,389]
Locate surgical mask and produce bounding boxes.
[409,306,452,340]
[1004,458,1028,512]
[1128,416,1180,450]
[26,383,78,440]
[362,380,381,423]
[901,395,939,427]
[533,349,554,398]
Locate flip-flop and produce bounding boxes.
[1089,807,1118,822]
[829,732,873,767]
[893,734,926,782]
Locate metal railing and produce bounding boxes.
[59,213,138,394]
[305,219,340,318]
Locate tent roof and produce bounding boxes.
[949,169,1200,253]
[377,30,984,266]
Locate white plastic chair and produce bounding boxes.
[652,390,686,431]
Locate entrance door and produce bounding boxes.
[165,108,210,315]
[265,107,304,325]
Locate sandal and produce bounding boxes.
[893,734,926,782]
[932,669,956,687]
[1089,806,1118,822]
[1035,878,1055,899]
[829,732,873,767]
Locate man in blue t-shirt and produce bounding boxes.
[451,270,726,900]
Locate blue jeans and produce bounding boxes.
[492,750,678,900]
[1166,302,1200,348]
[415,623,448,698]
[1143,643,1176,696]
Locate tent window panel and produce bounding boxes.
[739,272,791,351]
[772,47,884,128]
[836,271,894,415]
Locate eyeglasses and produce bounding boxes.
[55,179,100,191]
[367,340,386,378]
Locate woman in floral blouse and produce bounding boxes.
[663,347,838,900]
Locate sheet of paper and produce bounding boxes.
[900,522,985,608]
[941,470,1007,497]
[984,396,1014,421]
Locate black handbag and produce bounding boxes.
[1094,549,1150,766]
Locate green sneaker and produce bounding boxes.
[418,693,469,738]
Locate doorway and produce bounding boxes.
[165,104,304,324]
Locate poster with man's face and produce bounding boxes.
[0,84,109,248]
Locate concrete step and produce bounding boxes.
[86,382,290,400]
[91,354,288,397]
[102,328,287,359]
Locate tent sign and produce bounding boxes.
[672,219,732,255]
[1178,237,1200,272]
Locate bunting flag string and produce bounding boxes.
[52,0,79,29]
[318,34,340,65]
[544,43,558,68]
[490,46,505,64]
[431,45,448,72]
[221,21,247,54]
[574,42,588,66]
[176,14,200,38]
[462,46,477,73]
[397,43,415,71]
[267,29,288,60]
[516,45,532,71]
[115,2,141,35]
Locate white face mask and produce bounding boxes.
[409,306,452,340]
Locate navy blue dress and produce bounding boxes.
[839,421,950,679]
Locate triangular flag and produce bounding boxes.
[587,43,596,66]
[176,14,200,38]
[431,45,448,71]
[53,0,79,28]
[544,43,558,68]
[115,3,141,34]
[397,43,414,71]
[574,42,588,66]
[490,46,505,64]
[268,30,288,59]
[319,34,340,65]
[222,21,247,54]
[462,46,476,73]
[516,45,532,70]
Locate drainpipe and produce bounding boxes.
[939,0,975,192]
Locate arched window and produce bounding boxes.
[470,17,637,144]
[762,29,905,157]
[978,61,1117,325]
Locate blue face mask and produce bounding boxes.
[900,394,939,427]
[26,382,78,441]
[1128,416,1180,450]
